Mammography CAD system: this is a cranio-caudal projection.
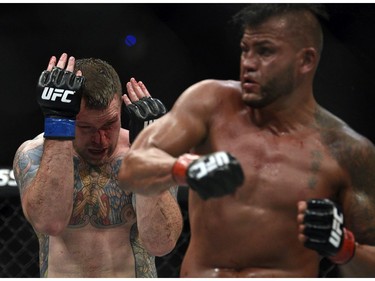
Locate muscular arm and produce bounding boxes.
[135,187,183,256]
[13,135,74,236]
[118,80,217,195]
[298,110,375,276]
[338,135,375,276]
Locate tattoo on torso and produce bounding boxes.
[308,150,323,190]
[69,157,135,228]
[16,144,156,277]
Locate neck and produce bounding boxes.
[249,88,317,135]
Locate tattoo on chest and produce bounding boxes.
[69,158,136,228]
[308,150,323,189]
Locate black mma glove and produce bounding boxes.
[303,199,356,264]
[126,97,167,144]
[36,66,85,139]
[172,152,244,200]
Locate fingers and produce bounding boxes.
[297,201,307,243]
[297,201,307,224]
[298,233,307,243]
[138,80,151,97]
[46,56,57,71]
[122,94,132,106]
[126,79,139,102]
[126,77,151,103]
[65,56,75,72]
[56,53,68,69]
[46,53,77,73]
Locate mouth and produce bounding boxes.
[242,77,259,92]
[88,148,107,157]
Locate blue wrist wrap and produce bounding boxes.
[44,117,76,139]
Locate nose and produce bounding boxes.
[92,130,108,145]
[241,51,258,72]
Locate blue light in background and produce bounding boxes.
[125,34,136,47]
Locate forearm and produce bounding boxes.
[339,243,375,277]
[24,140,74,235]
[136,189,183,256]
[119,147,177,195]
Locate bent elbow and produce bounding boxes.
[32,220,67,236]
[23,202,68,236]
[144,239,177,257]
[139,230,178,257]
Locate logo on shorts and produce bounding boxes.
[41,87,75,103]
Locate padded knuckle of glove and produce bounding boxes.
[144,97,167,117]
[303,198,355,264]
[127,101,149,119]
[36,66,85,140]
[127,96,167,144]
[186,152,244,200]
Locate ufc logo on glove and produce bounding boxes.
[37,66,85,139]
[329,207,344,248]
[189,152,230,179]
[41,87,75,103]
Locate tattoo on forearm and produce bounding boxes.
[130,224,157,277]
[37,232,49,277]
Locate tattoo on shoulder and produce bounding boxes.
[315,107,375,193]
[14,144,43,195]
[315,107,375,243]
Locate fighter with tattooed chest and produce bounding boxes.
[13,53,183,277]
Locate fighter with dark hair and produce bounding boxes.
[118,4,375,277]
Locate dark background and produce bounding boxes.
[1,3,375,168]
[1,3,374,278]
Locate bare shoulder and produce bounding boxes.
[173,79,241,111]
[192,79,240,89]
[14,133,44,161]
[182,79,241,97]
[315,106,375,171]
[13,134,45,193]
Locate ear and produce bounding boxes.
[298,47,318,74]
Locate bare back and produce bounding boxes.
[179,80,351,277]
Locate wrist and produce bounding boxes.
[329,228,356,265]
[172,154,199,186]
[44,117,76,140]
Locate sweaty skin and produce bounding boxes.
[179,80,348,277]
[119,11,375,277]
[122,78,374,277]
